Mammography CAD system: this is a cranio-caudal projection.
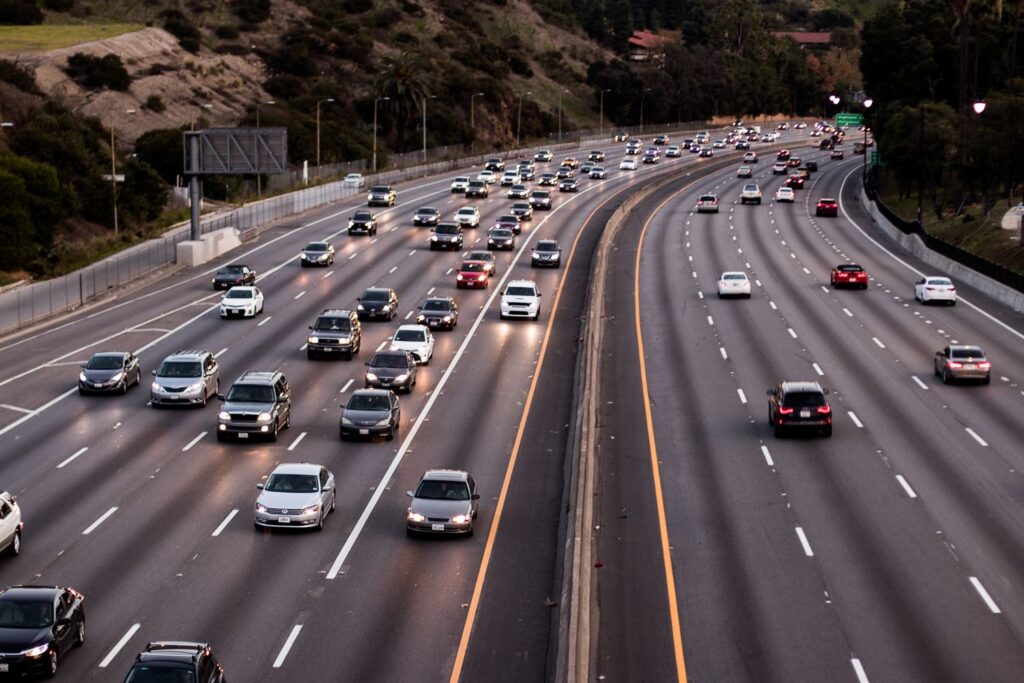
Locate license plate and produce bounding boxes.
[800,409,811,418]
[964,364,975,369]
[429,321,438,327]
[278,517,291,524]
[359,429,369,435]
[93,383,103,388]
[0,663,8,672]
[431,524,445,531]
[238,432,248,439]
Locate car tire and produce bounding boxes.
[45,649,57,679]
[982,376,991,385]
[330,493,336,512]
[217,432,227,442]
[823,426,833,438]
[119,378,128,395]
[942,369,950,384]
[134,369,142,387]
[949,300,956,306]
[5,529,20,557]
[316,512,325,531]
[385,426,395,441]
[199,390,207,408]
[75,619,85,646]
[268,421,279,442]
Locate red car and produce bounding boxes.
[831,263,868,289]
[816,198,838,217]
[456,260,489,289]
[785,175,805,190]
[776,149,791,161]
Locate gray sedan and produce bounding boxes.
[255,463,336,531]
[934,345,991,384]
[406,469,479,537]
[340,389,400,440]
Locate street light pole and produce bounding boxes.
[373,96,390,173]
[470,92,484,153]
[110,109,136,238]
[639,87,652,134]
[862,97,873,185]
[422,94,436,162]
[516,91,531,149]
[316,97,335,172]
[255,99,275,196]
[917,102,924,224]
[599,88,610,139]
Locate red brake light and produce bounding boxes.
[817,405,831,415]
[778,407,794,415]
[947,361,962,369]
[977,362,991,369]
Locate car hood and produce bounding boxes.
[214,273,245,282]
[343,408,391,426]
[154,376,203,389]
[391,340,428,355]
[361,300,389,310]
[0,626,49,652]
[223,400,275,414]
[419,309,452,320]
[221,298,255,307]
[310,329,351,340]
[503,295,538,304]
[367,365,407,379]
[257,490,321,511]
[83,367,123,381]
[409,497,472,519]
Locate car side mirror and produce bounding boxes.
[216,394,225,401]
[822,388,830,395]
[406,490,414,497]
[80,363,87,369]
[256,483,264,489]
[151,370,157,375]
[364,361,371,366]
[472,493,480,500]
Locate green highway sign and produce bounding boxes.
[835,113,864,127]
[870,150,884,166]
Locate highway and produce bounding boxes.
[594,145,1024,682]
[0,129,813,680]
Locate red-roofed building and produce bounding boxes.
[774,31,832,52]
[628,30,666,63]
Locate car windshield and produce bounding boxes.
[422,300,450,312]
[507,286,536,297]
[783,392,827,408]
[264,473,318,493]
[124,665,196,683]
[454,177,468,182]
[415,480,470,500]
[416,208,436,215]
[513,204,530,211]
[950,347,985,359]
[348,394,390,411]
[536,242,557,252]
[394,329,426,342]
[87,355,123,370]
[498,216,518,223]
[157,361,201,378]
[225,289,253,299]
[461,262,485,272]
[457,209,476,216]
[436,225,459,234]
[467,252,491,261]
[221,266,245,274]
[372,354,409,369]
[531,192,548,198]
[700,195,716,202]
[490,230,512,239]
[353,211,372,220]
[304,243,327,252]
[314,317,350,332]
[371,186,389,193]
[226,384,274,403]
[0,599,52,628]
[363,290,389,302]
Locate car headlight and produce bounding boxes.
[416,315,426,323]
[431,236,438,241]
[443,315,452,322]
[186,381,204,393]
[451,514,471,524]
[308,336,319,344]
[457,275,464,281]
[407,511,426,522]
[21,643,49,658]
[151,382,162,392]
[301,253,309,260]
[367,193,373,201]
[79,372,88,382]
[366,372,378,381]
[375,418,392,427]
[357,304,364,311]
[218,411,230,421]
[302,505,320,515]
[532,252,541,259]
[256,503,267,513]
[348,221,355,228]
[318,254,328,261]
[393,374,409,383]
[488,239,496,244]
[341,416,354,426]
[257,412,272,423]
[382,304,391,311]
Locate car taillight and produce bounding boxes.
[977,362,991,369]
[817,405,831,415]
[778,407,794,415]
[947,361,962,369]
[925,286,936,291]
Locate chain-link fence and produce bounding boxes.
[0,119,718,337]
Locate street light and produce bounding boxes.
[598,88,611,139]
[973,100,987,115]
[316,97,335,171]
[862,97,873,184]
[639,87,652,134]
[469,92,484,152]
[827,94,840,122]
[189,103,213,131]
[110,109,136,238]
[422,94,436,162]
[515,91,531,149]
[373,96,390,173]
[255,99,275,196]
[557,89,568,142]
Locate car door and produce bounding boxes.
[53,594,74,652]
[424,329,434,361]
[935,346,950,373]
[204,355,218,396]
[406,352,417,383]
[126,353,138,379]
[319,468,333,510]
[390,393,400,427]
[276,378,291,424]
[0,500,13,547]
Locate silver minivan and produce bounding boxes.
[150,350,219,408]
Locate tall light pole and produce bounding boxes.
[255,99,275,196]
[470,92,484,153]
[598,88,610,139]
[373,96,390,173]
[316,97,335,172]
[190,103,213,131]
[861,97,873,184]
[515,91,531,149]
[639,87,652,134]
[422,94,436,162]
[109,108,136,238]
[917,102,924,224]
[557,89,568,142]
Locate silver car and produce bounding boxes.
[406,469,479,536]
[934,345,991,384]
[255,463,336,531]
[150,350,219,407]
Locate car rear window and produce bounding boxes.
[348,394,389,411]
[950,348,984,359]
[394,329,426,342]
[783,392,826,408]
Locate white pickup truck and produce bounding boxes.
[740,183,763,205]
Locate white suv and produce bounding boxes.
[740,183,763,205]
[500,280,542,320]
[0,492,22,557]
[450,176,470,193]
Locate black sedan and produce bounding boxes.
[78,352,141,395]
[487,228,516,251]
[357,287,398,321]
[211,264,256,289]
[340,389,401,440]
[558,178,580,193]
[510,202,534,221]
[412,206,441,226]
[416,297,458,330]
[0,585,85,678]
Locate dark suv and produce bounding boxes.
[123,641,225,683]
[365,350,417,393]
[306,309,361,360]
[767,381,832,437]
[348,210,377,236]
[217,371,292,442]
[357,287,398,321]
[211,264,255,289]
[430,223,463,251]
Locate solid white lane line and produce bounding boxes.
[182,432,207,452]
[848,412,863,428]
[212,509,238,537]
[370,238,378,244]
[287,432,307,452]
[388,266,398,274]
[965,427,988,447]
[83,507,118,535]
[719,347,728,360]
[787,328,798,338]
[851,658,869,683]
[340,379,354,393]
[737,389,747,404]
[57,447,88,469]
[761,445,774,466]
[872,337,885,349]
[707,315,714,326]
[98,623,140,668]
[697,291,704,300]
[969,577,1001,613]
[0,404,32,414]
[769,301,777,310]
[843,307,853,317]
[375,341,387,352]
[214,347,229,358]
[322,270,335,279]
[911,375,928,390]
[795,527,814,556]
[820,285,829,292]
[404,310,414,320]
[273,625,303,668]
[895,475,918,499]
[812,363,824,376]
[257,316,272,327]
[294,291,306,300]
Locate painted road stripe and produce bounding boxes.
[408,250,416,257]
[83,507,118,535]
[965,428,988,447]
[970,577,1001,613]
[812,363,823,376]
[287,432,307,452]
[182,432,206,452]
[0,404,32,414]
[707,315,714,326]
[795,527,814,556]
[212,509,238,537]
[405,310,414,320]
[761,445,774,466]
[851,658,869,683]
[98,623,140,668]
[843,307,853,317]
[388,266,398,274]
[349,252,357,260]
[848,412,863,428]
[57,447,88,469]
[787,327,798,338]
[214,347,229,358]
[769,301,777,310]
[273,625,303,668]
[375,341,387,352]
[911,375,928,390]
[340,379,354,393]
[322,270,335,279]
[427,287,435,295]
[719,347,728,360]
[294,291,306,300]
[257,316,272,327]
[895,475,917,498]
[737,389,747,404]
[872,337,885,349]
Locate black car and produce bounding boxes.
[348,210,378,236]
[555,166,574,179]
[538,173,557,186]
[123,642,225,683]
[531,239,562,268]
[430,223,463,250]
[417,297,458,330]
[517,166,535,181]
[510,202,534,221]
[340,389,400,441]
[487,228,516,251]
[78,351,141,395]
[767,381,832,437]
[558,178,580,192]
[588,150,605,161]
[484,158,504,172]
[735,140,750,150]
[494,215,522,234]
[357,287,398,321]
[365,350,417,393]
[211,264,256,289]
[0,585,85,678]
[412,207,440,226]
[307,309,361,360]
[804,161,818,172]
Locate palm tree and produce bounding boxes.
[374,51,431,152]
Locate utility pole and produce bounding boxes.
[470,92,484,153]
[109,109,136,238]
[862,97,873,185]
[516,91,531,149]
[316,97,335,173]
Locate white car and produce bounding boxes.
[0,492,22,557]
[665,145,682,157]
[254,463,336,530]
[454,206,481,228]
[220,286,265,318]
[772,162,788,175]
[389,324,434,365]
[717,272,752,298]
[500,280,541,320]
[343,173,365,187]
[477,170,497,184]
[590,167,607,179]
[619,158,638,171]
[915,276,957,305]
[500,171,520,186]
[774,187,795,203]
[450,176,470,193]
[743,152,758,163]
[712,139,726,149]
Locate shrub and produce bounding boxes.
[264,74,306,99]
[0,0,43,25]
[342,0,373,12]
[65,53,131,91]
[40,0,73,10]
[215,25,239,40]
[0,58,41,94]
[143,95,165,112]
[231,0,270,24]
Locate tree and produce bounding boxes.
[135,128,185,185]
[374,51,431,152]
[119,159,169,225]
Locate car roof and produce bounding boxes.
[416,207,437,212]
[423,296,455,305]
[363,287,393,294]
[305,241,329,246]
[421,469,470,482]
[835,263,863,270]
[819,198,837,202]
[91,351,127,358]
[779,381,825,393]
[233,371,279,385]
[0,586,61,601]
[162,350,210,362]
[270,462,322,476]
[507,279,538,288]
[226,286,257,291]
[396,324,429,333]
